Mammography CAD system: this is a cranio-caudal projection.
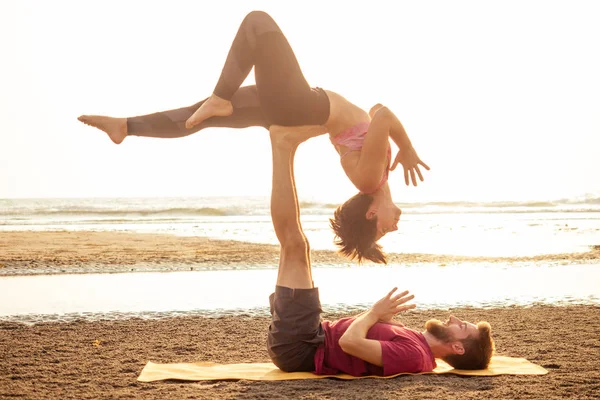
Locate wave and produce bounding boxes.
[306,196,600,209]
[1,195,599,219]
[0,207,234,217]
[398,196,600,209]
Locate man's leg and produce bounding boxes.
[266,127,327,372]
[269,126,330,288]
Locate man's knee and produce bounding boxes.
[281,236,310,257]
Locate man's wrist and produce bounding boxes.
[366,309,382,321]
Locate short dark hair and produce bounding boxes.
[443,322,495,370]
[329,193,387,264]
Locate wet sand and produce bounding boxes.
[1,306,599,399]
[1,231,599,276]
[1,231,599,399]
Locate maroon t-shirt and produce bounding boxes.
[313,317,436,376]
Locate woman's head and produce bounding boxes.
[330,193,401,264]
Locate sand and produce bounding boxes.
[1,231,599,276]
[1,231,599,399]
[1,306,599,399]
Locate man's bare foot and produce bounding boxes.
[185,94,233,129]
[270,125,328,148]
[78,115,128,145]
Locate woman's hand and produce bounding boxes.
[391,146,430,186]
[370,287,415,323]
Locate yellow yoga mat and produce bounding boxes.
[138,356,547,382]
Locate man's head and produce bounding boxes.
[425,315,494,370]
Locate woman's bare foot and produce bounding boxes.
[185,94,233,129]
[78,115,128,145]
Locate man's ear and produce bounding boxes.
[451,342,465,355]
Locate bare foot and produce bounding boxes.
[185,94,233,129]
[78,115,127,145]
[269,125,328,148]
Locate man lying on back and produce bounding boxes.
[266,125,494,375]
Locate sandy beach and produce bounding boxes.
[1,231,599,399]
[1,306,599,399]
[1,231,599,276]
[3,0,600,398]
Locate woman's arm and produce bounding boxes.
[380,108,430,186]
[362,106,430,187]
[347,107,396,193]
[369,103,412,150]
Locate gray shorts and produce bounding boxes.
[267,286,326,372]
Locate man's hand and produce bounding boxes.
[390,146,430,186]
[371,287,415,323]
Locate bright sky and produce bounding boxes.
[1,0,599,203]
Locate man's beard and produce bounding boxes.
[425,319,453,343]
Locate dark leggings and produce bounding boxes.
[127,85,268,138]
[128,11,329,139]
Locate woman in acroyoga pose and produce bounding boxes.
[79,11,429,264]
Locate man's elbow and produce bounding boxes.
[338,335,359,354]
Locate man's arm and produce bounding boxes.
[339,311,384,366]
[339,288,415,366]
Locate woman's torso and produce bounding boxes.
[323,90,370,138]
[324,90,372,174]
[323,90,391,193]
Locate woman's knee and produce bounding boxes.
[245,10,273,22]
[243,10,280,35]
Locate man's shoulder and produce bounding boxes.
[379,330,435,374]
[374,322,420,336]
[323,317,354,330]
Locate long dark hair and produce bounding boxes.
[329,193,387,264]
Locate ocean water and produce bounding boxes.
[1,195,599,257]
[1,196,599,321]
[1,263,599,323]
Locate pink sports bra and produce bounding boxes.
[330,122,392,194]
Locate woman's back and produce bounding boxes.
[324,90,370,136]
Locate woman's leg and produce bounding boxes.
[128,85,268,138]
[78,86,269,143]
[186,11,328,129]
